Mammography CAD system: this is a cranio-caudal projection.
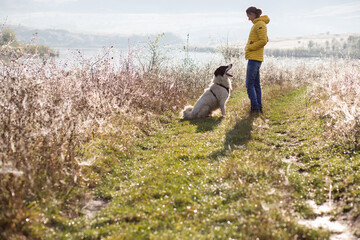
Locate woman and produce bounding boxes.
[245,6,270,114]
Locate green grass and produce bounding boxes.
[41,86,359,239]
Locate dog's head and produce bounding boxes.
[214,64,233,78]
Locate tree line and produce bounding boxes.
[265,35,360,59]
[0,28,58,58]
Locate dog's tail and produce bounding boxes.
[182,105,194,119]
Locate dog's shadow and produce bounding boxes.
[181,116,224,133]
[210,114,256,159]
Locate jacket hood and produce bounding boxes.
[253,15,270,24]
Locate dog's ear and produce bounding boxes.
[214,66,227,77]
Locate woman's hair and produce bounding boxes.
[246,6,262,18]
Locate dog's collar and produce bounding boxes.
[216,83,230,93]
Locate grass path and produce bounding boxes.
[54,86,359,239]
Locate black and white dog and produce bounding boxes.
[182,64,233,119]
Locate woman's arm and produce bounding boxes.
[247,23,268,51]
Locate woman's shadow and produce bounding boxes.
[210,114,256,159]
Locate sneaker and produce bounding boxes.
[251,107,263,113]
[250,108,261,115]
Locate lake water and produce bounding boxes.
[54,46,336,71]
[54,46,225,68]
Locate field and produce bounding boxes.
[1,39,360,239]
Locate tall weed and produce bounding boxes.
[0,43,193,237]
[312,59,360,149]
[1,36,357,238]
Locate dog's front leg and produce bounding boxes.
[219,101,226,117]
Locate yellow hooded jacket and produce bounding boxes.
[245,15,270,62]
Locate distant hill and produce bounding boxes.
[8,25,184,49]
[218,32,360,59]
[1,28,58,57]
[264,33,360,58]
[266,32,360,50]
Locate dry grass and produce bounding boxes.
[1,38,358,238]
[0,42,242,237]
[0,44,206,237]
[261,57,323,86]
[260,57,359,149]
[311,59,360,149]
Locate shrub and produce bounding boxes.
[313,59,360,149]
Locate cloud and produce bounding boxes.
[343,15,360,19]
[4,11,247,35]
[31,0,78,3]
[310,1,360,17]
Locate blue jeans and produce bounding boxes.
[246,60,262,110]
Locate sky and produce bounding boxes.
[1,0,360,45]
